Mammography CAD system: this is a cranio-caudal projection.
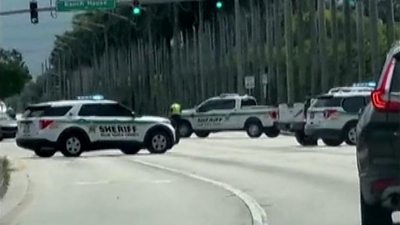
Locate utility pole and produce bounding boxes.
[234,0,243,94]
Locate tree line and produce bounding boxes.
[35,0,400,114]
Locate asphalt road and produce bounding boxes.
[0,133,362,225]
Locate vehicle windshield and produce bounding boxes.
[1,1,400,225]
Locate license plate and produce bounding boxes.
[22,124,30,135]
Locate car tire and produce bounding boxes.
[322,138,343,147]
[147,130,171,154]
[360,194,393,225]
[345,124,357,146]
[194,131,210,138]
[60,134,85,157]
[179,121,193,138]
[264,127,280,138]
[295,131,318,146]
[245,122,263,138]
[34,149,56,158]
[120,147,141,155]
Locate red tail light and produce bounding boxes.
[324,109,338,119]
[39,120,54,129]
[371,58,400,112]
[372,179,399,193]
[371,89,400,112]
[268,111,278,120]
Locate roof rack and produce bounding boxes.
[219,93,240,98]
[328,86,374,94]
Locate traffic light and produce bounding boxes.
[29,0,38,24]
[215,1,223,10]
[132,0,141,16]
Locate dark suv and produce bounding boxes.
[357,43,400,225]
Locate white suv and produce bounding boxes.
[16,98,177,157]
[304,90,371,146]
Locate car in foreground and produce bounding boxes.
[304,86,372,146]
[0,112,18,141]
[178,94,279,138]
[357,43,400,225]
[16,97,177,157]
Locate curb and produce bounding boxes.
[0,163,31,223]
[133,159,268,225]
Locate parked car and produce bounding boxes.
[0,112,18,141]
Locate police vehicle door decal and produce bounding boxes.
[98,124,138,137]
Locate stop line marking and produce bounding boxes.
[132,159,268,225]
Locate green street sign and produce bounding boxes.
[56,0,116,12]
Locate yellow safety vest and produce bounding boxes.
[170,103,182,115]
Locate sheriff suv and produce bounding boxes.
[16,97,177,157]
[304,86,372,146]
[178,94,279,138]
[357,43,400,225]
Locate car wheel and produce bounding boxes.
[60,134,85,157]
[147,131,171,154]
[345,124,357,146]
[322,138,343,147]
[179,121,193,138]
[360,194,393,225]
[194,131,210,138]
[246,122,263,138]
[34,149,56,158]
[120,147,141,155]
[295,131,318,146]
[264,127,280,138]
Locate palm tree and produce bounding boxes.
[369,0,380,78]
[284,0,294,103]
[331,0,340,86]
[318,0,329,92]
[386,0,395,45]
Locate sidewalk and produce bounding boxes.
[0,162,30,222]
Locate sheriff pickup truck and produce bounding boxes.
[178,94,280,138]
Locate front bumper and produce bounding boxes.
[16,138,57,151]
[0,126,17,138]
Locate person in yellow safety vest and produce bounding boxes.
[170,102,182,128]
[170,103,182,142]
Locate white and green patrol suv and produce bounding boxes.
[16,98,177,157]
[178,94,279,138]
[304,85,373,146]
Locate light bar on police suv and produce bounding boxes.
[76,95,105,100]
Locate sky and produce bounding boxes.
[0,0,74,76]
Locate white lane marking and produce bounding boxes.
[151,179,172,184]
[133,159,268,225]
[73,179,172,186]
[74,180,110,186]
